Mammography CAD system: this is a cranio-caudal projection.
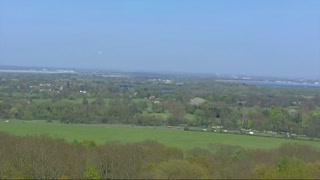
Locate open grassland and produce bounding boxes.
[1,120,320,151]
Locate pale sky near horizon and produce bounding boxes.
[0,0,319,78]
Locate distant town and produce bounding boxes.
[1,65,319,87]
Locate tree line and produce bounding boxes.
[0,132,319,179]
[1,73,320,138]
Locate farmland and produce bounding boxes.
[1,120,320,150]
[1,71,320,179]
[1,0,320,178]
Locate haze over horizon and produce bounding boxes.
[1,0,319,79]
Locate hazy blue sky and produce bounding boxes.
[1,0,319,78]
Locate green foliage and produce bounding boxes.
[84,165,101,179]
[81,139,96,148]
[254,155,315,179]
[133,114,164,126]
[231,148,245,162]
[277,156,290,172]
[277,157,312,179]
[1,72,320,137]
[254,163,278,179]
[0,132,320,179]
[150,160,209,179]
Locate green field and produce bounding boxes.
[1,120,320,151]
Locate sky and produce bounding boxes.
[0,0,319,78]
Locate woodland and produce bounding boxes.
[1,72,320,179]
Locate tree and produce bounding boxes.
[227,110,242,129]
[194,109,207,126]
[9,107,19,118]
[167,101,186,125]
[268,107,285,132]
[303,113,320,139]
[84,165,101,179]
[150,160,209,179]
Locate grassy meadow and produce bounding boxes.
[1,120,320,151]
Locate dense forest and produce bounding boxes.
[1,72,320,139]
[0,132,319,179]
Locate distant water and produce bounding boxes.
[221,80,320,89]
